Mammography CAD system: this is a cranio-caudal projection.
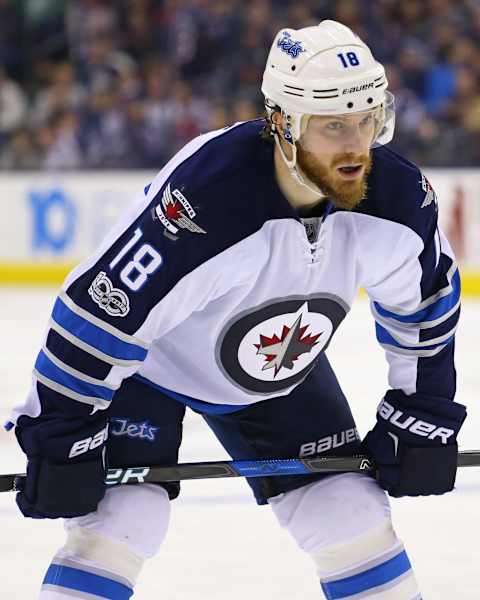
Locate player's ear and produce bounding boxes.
[271,110,287,138]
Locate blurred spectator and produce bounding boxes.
[139,63,177,167]
[66,0,119,65]
[120,0,158,62]
[384,64,426,158]
[81,84,130,168]
[0,0,479,170]
[168,81,211,151]
[0,129,40,169]
[0,0,22,77]
[43,110,84,170]
[23,0,68,62]
[81,35,136,91]
[398,41,431,101]
[332,0,364,34]
[0,68,28,139]
[231,98,260,123]
[31,62,86,128]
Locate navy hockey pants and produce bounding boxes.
[106,355,361,504]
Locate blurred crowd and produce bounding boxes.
[1,0,480,170]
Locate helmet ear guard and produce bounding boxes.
[264,99,307,146]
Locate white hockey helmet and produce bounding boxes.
[261,20,395,148]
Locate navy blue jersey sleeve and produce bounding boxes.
[360,151,459,401]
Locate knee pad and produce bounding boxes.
[63,484,170,577]
[40,485,171,598]
[269,474,420,598]
[269,473,392,558]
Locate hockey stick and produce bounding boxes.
[1,450,479,493]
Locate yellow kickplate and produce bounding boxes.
[0,262,77,286]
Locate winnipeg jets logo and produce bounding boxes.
[255,312,321,377]
[277,31,306,59]
[154,183,206,239]
[110,418,159,442]
[217,296,348,394]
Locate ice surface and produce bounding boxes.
[1,288,479,599]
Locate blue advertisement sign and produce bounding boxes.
[29,188,76,253]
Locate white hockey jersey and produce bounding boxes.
[10,120,459,423]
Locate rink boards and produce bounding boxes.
[0,169,479,294]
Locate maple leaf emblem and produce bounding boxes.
[254,313,322,377]
[165,200,183,221]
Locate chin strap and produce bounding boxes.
[274,133,324,198]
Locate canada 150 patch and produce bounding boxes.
[217,296,347,394]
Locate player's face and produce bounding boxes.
[296,110,376,210]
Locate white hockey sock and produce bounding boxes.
[316,534,420,599]
[39,483,171,599]
[40,552,135,599]
[269,474,422,599]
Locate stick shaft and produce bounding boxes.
[1,450,478,493]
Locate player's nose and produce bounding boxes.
[342,126,367,154]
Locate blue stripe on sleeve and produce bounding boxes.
[374,268,460,324]
[35,350,115,402]
[44,564,133,599]
[375,322,453,351]
[52,297,148,362]
[321,550,411,599]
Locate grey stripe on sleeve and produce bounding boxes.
[379,323,458,349]
[379,342,447,358]
[34,370,111,410]
[42,346,120,391]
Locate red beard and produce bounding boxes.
[296,146,372,210]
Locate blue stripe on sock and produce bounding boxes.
[321,550,412,599]
[35,350,115,402]
[44,564,133,599]
[52,297,147,362]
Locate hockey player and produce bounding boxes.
[8,20,465,599]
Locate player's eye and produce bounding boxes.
[326,121,345,131]
[360,114,373,126]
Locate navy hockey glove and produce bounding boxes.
[363,390,466,497]
[14,416,108,519]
